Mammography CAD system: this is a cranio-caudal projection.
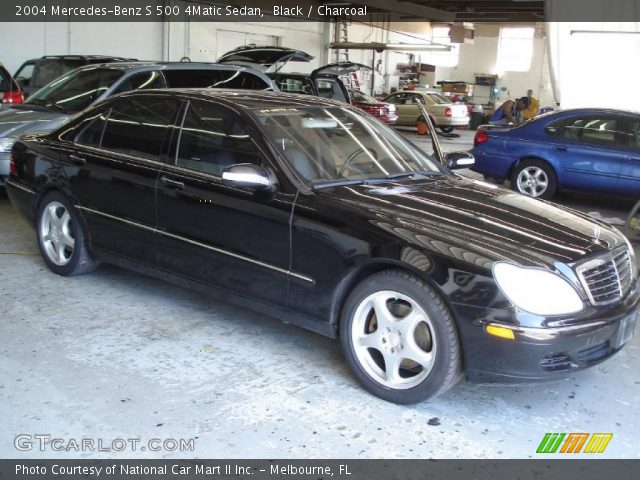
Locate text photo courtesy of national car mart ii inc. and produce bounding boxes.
[14,463,352,476]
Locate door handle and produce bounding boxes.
[160,175,185,190]
[69,154,86,166]
[553,146,568,152]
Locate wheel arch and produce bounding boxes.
[329,258,460,338]
[509,155,559,182]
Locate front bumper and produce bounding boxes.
[455,281,640,384]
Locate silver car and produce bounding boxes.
[383,90,469,132]
[0,61,276,186]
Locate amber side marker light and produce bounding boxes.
[486,324,516,340]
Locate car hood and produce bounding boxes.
[0,107,69,138]
[319,175,625,270]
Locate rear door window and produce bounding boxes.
[163,70,271,90]
[100,96,180,161]
[74,109,110,147]
[546,116,632,149]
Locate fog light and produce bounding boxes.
[486,324,515,340]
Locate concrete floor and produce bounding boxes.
[1,130,638,459]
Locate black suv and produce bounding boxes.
[14,55,136,98]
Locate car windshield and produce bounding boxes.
[254,106,444,187]
[26,67,123,113]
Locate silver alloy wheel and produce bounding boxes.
[516,166,548,197]
[39,201,75,266]
[351,290,437,389]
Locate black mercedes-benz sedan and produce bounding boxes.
[6,89,639,404]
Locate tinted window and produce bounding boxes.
[163,70,270,90]
[75,109,109,147]
[546,116,637,149]
[112,71,165,94]
[175,101,260,176]
[100,96,179,160]
[31,59,85,88]
[273,76,314,94]
[14,62,35,86]
[315,79,346,102]
[27,67,124,112]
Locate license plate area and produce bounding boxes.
[612,309,638,349]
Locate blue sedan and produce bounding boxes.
[470,108,640,199]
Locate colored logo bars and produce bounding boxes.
[536,433,613,454]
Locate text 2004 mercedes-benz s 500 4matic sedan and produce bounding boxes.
[6,90,639,404]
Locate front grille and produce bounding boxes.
[576,248,633,306]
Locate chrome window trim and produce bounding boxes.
[75,205,314,285]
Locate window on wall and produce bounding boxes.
[497,27,535,72]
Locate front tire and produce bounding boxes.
[510,159,557,199]
[340,270,462,404]
[36,191,97,276]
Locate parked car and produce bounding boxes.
[7,90,638,404]
[348,88,398,124]
[217,45,371,103]
[471,108,640,199]
[0,63,24,109]
[383,90,469,132]
[0,61,275,187]
[14,55,136,99]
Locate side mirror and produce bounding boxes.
[445,151,475,170]
[221,163,276,192]
[624,200,640,242]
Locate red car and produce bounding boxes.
[348,88,398,124]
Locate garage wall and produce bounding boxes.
[435,29,555,108]
[0,19,328,76]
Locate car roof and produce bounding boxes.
[72,61,265,71]
[550,107,640,116]
[116,88,348,109]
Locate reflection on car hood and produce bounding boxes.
[0,107,70,138]
[321,175,624,270]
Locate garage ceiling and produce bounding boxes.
[323,0,545,22]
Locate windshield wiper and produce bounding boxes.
[385,170,441,180]
[312,179,368,190]
[26,98,66,113]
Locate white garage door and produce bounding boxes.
[215,30,279,60]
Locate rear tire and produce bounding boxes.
[440,126,455,133]
[339,270,462,404]
[510,159,557,199]
[36,191,97,276]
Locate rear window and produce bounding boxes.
[315,79,346,102]
[27,67,123,112]
[163,70,271,90]
[31,59,85,89]
[272,76,314,95]
[426,93,449,104]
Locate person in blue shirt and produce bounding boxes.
[491,97,529,125]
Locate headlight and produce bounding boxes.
[492,262,584,316]
[0,137,15,152]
